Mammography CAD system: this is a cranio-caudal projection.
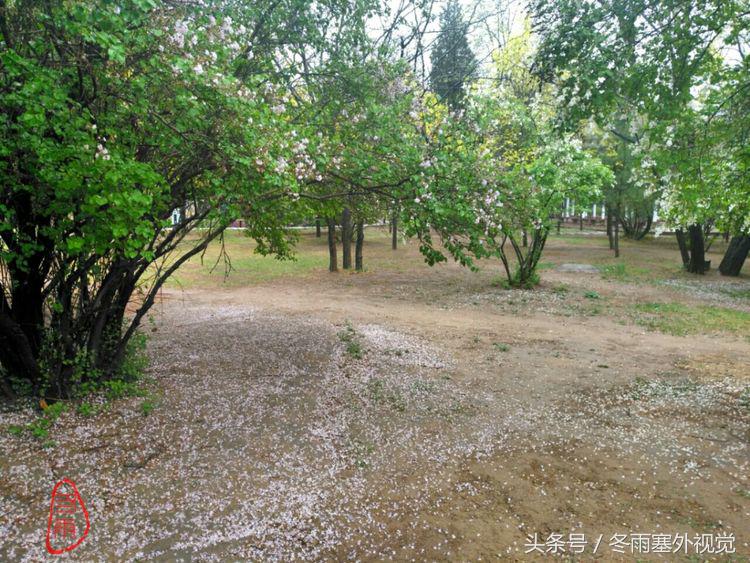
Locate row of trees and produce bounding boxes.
[1,0,746,399]
[532,0,750,272]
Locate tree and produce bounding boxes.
[406,88,612,288]
[299,58,427,271]
[531,0,748,273]
[429,0,478,110]
[0,0,377,399]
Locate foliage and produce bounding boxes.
[531,0,750,262]
[406,26,613,287]
[429,0,478,109]
[407,81,612,287]
[0,0,381,398]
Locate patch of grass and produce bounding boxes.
[20,401,68,441]
[365,378,407,412]
[552,283,569,295]
[103,379,145,400]
[119,332,149,381]
[552,233,605,246]
[584,290,600,299]
[166,232,326,289]
[596,258,671,284]
[140,398,158,416]
[387,390,407,412]
[76,402,96,417]
[349,437,375,469]
[719,286,750,300]
[631,302,750,337]
[628,376,699,401]
[338,321,365,359]
[739,387,750,412]
[598,262,636,281]
[411,379,436,393]
[537,261,556,271]
[493,342,510,352]
[490,277,511,289]
[366,378,385,402]
[345,340,363,358]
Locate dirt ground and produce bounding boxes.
[1,228,749,561]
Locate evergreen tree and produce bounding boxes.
[429,0,478,109]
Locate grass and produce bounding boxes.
[103,379,146,400]
[159,225,738,295]
[140,398,158,416]
[598,262,653,282]
[628,376,699,401]
[719,286,750,301]
[77,402,96,417]
[338,321,365,359]
[168,241,326,287]
[739,387,750,412]
[164,228,416,289]
[552,283,569,294]
[631,302,750,337]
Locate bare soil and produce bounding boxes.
[1,230,749,561]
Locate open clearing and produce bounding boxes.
[2,228,749,560]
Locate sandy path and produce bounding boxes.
[1,277,748,561]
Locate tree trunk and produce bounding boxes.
[579,214,584,231]
[614,218,620,258]
[675,229,690,267]
[522,230,528,248]
[391,209,398,250]
[341,207,352,269]
[687,224,707,274]
[719,235,749,277]
[315,219,321,238]
[620,210,653,240]
[355,221,364,271]
[0,310,41,396]
[327,219,338,272]
[606,205,614,250]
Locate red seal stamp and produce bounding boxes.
[45,478,90,554]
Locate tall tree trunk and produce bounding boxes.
[391,209,398,250]
[675,229,690,267]
[355,221,364,271]
[614,218,620,258]
[327,219,338,272]
[579,214,584,231]
[687,224,707,274]
[606,206,614,250]
[341,207,352,269]
[315,219,321,238]
[0,309,40,396]
[719,235,749,277]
